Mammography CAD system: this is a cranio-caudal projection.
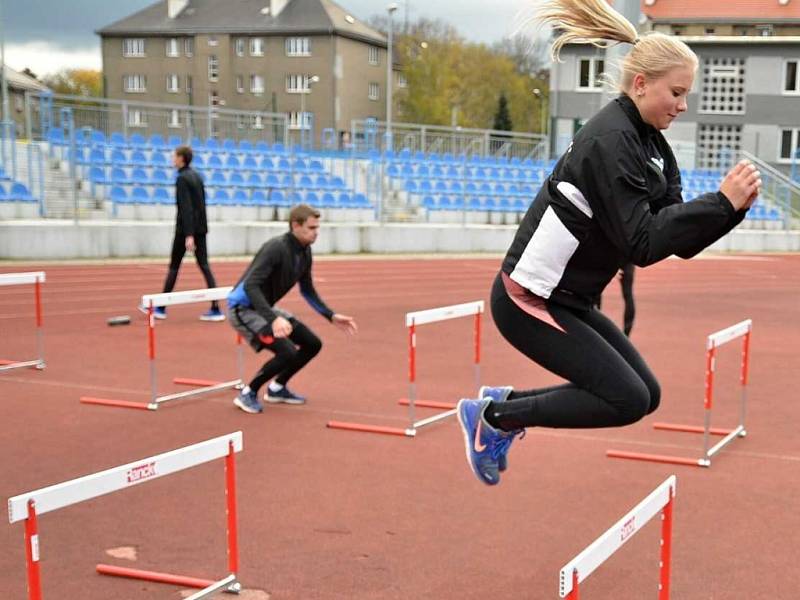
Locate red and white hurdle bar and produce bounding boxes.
[608,319,752,468]
[328,300,484,437]
[80,286,243,411]
[559,475,676,599]
[7,431,243,600]
[0,271,45,372]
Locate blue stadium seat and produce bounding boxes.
[309,160,324,172]
[419,180,433,194]
[89,166,109,185]
[111,167,130,185]
[330,176,346,190]
[210,171,227,186]
[387,164,400,177]
[150,134,167,149]
[272,143,286,154]
[320,192,336,207]
[239,140,254,154]
[210,189,229,205]
[352,193,370,207]
[192,155,205,169]
[110,186,128,204]
[131,168,149,186]
[297,175,313,189]
[168,135,182,148]
[0,184,10,201]
[260,157,274,170]
[280,174,294,188]
[255,141,270,154]
[434,181,448,194]
[130,150,149,166]
[431,165,444,179]
[226,155,241,170]
[294,159,308,172]
[404,180,418,194]
[251,190,267,205]
[223,139,237,153]
[247,173,263,188]
[232,189,249,204]
[271,190,287,206]
[129,133,147,148]
[265,173,281,188]
[243,156,259,171]
[88,148,107,165]
[417,165,430,178]
[153,188,171,204]
[10,183,34,202]
[111,149,128,166]
[46,128,65,146]
[422,195,437,209]
[278,158,291,171]
[305,191,319,206]
[337,193,352,207]
[151,152,168,167]
[229,173,245,187]
[205,138,220,152]
[131,187,151,204]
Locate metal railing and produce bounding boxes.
[351,118,548,161]
[742,150,800,229]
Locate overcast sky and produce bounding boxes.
[2,0,536,76]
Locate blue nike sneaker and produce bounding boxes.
[457,398,518,486]
[199,307,226,322]
[479,386,514,472]
[233,388,263,414]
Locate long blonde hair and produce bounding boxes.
[538,0,698,92]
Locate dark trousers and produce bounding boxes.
[163,232,219,309]
[596,264,636,336]
[249,319,323,393]
[488,274,660,431]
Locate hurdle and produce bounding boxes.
[327,300,483,437]
[559,475,676,599]
[607,319,751,468]
[80,286,242,411]
[7,431,243,599]
[0,271,45,372]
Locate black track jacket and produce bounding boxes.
[502,94,746,311]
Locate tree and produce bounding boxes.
[42,69,102,97]
[493,93,513,132]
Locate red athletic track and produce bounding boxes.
[1,255,798,599]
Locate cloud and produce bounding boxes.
[4,42,102,78]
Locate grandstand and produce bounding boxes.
[0,92,796,234]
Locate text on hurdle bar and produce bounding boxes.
[8,432,243,523]
[707,319,752,349]
[0,272,46,287]
[405,300,484,327]
[559,475,677,598]
[141,286,233,309]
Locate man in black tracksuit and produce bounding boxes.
[227,204,357,414]
[146,145,223,321]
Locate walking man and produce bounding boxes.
[142,145,224,321]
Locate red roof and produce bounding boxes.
[641,0,800,20]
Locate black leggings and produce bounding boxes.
[487,274,660,431]
[249,319,323,393]
[163,232,219,309]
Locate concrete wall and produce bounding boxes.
[0,221,797,260]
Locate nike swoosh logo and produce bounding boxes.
[474,419,487,453]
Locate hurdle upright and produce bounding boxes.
[80,286,243,411]
[607,319,751,468]
[559,475,676,599]
[328,300,484,438]
[8,431,243,599]
[0,272,45,372]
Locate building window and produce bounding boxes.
[779,128,800,162]
[757,24,774,37]
[208,35,218,46]
[127,109,147,128]
[368,46,379,65]
[236,75,244,94]
[252,115,264,130]
[784,60,799,94]
[286,37,311,57]
[671,26,685,36]
[123,38,145,57]
[14,95,23,112]
[397,73,408,88]
[286,74,311,93]
[250,37,265,57]
[251,75,265,94]
[166,74,180,93]
[186,75,193,93]
[184,37,194,57]
[123,75,147,93]
[697,124,742,170]
[237,114,247,130]
[369,82,379,101]
[700,57,746,114]
[208,55,219,81]
[166,38,180,57]
[235,38,245,57]
[288,111,312,130]
[578,58,604,90]
[705,28,716,35]
[169,109,181,128]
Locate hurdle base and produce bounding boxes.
[398,398,457,410]
[0,359,45,372]
[606,449,709,468]
[327,421,416,437]
[80,396,156,411]
[653,422,737,436]
[174,377,243,390]
[96,564,240,595]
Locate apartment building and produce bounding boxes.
[98,0,392,143]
